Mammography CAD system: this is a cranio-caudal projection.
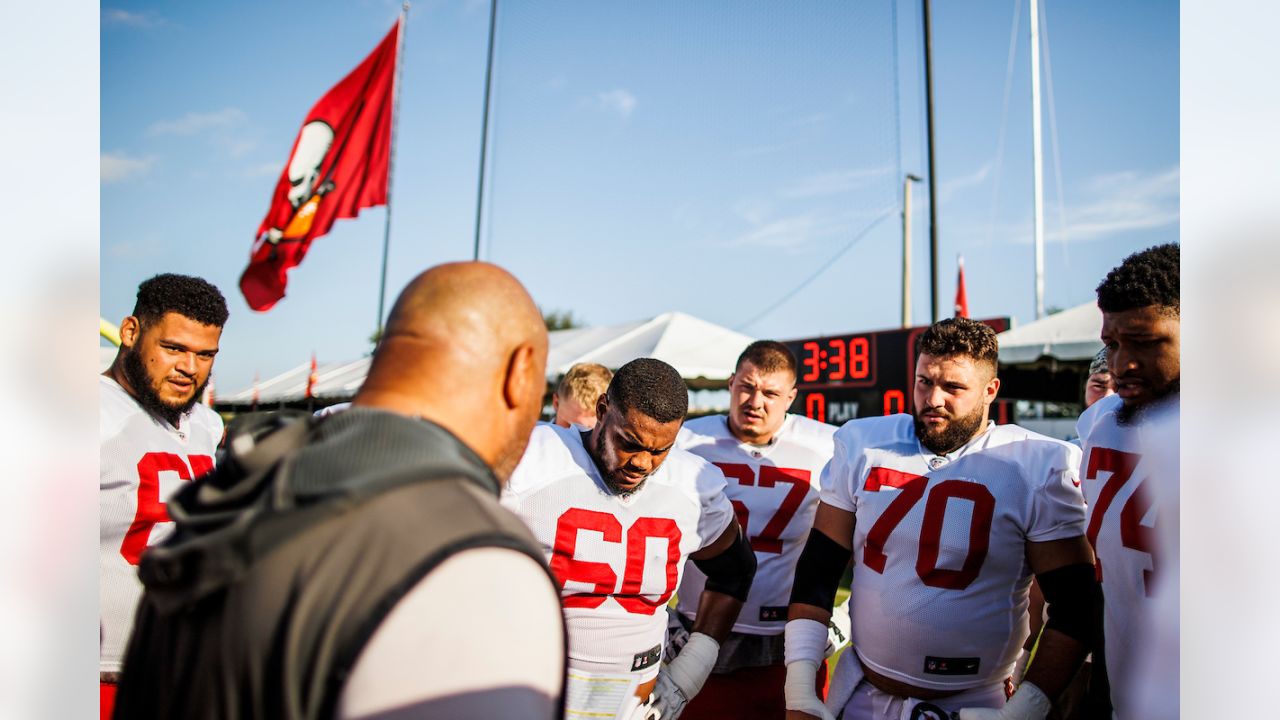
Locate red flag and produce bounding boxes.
[305,354,319,400]
[240,21,400,311]
[954,255,970,318]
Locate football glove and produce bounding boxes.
[956,681,1051,720]
[642,631,718,720]
[825,602,851,658]
[663,608,691,663]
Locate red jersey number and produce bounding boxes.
[713,462,811,554]
[861,469,996,590]
[550,508,683,615]
[1083,447,1154,593]
[119,452,213,565]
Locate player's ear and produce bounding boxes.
[786,385,798,406]
[552,394,560,412]
[118,316,141,349]
[502,342,539,411]
[983,375,1001,406]
[596,393,609,420]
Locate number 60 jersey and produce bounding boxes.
[99,375,223,673]
[821,415,1085,691]
[501,424,735,680]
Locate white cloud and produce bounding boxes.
[246,162,282,178]
[101,8,163,28]
[1047,166,1180,242]
[940,160,994,201]
[595,89,637,118]
[101,152,155,183]
[147,108,247,136]
[780,166,894,199]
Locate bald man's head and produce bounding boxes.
[356,262,548,481]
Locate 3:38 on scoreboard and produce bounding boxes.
[782,318,1011,427]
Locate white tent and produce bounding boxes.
[547,311,754,388]
[996,302,1103,365]
[220,311,755,406]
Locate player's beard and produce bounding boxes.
[122,345,206,428]
[592,427,647,496]
[1117,377,1180,425]
[914,402,986,456]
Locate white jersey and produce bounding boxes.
[675,414,835,635]
[501,423,735,681]
[99,376,223,672]
[821,415,1085,691]
[1076,393,1177,718]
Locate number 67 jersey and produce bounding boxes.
[821,415,1085,691]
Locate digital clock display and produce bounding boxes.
[783,318,1012,426]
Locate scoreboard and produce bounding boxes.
[782,317,1012,425]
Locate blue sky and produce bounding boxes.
[100,0,1178,394]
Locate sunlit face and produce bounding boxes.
[553,393,599,429]
[588,399,681,494]
[727,360,797,444]
[118,312,221,425]
[912,352,999,455]
[1101,305,1180,412]
[1084,371,1115,408]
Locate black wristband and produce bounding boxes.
[1038,562,1101,644]
[788,529,851,610]
[693,528,757,602]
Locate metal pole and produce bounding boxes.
[473,0,500,261]
[376,3,410,337]
[903,173,923,328]
[1029,0,1046,319]
[922,0,941,323]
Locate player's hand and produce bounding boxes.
[956,681,1051,720]
[663,608,691,663]
[645,631,718,720]
[825,602,851,658]
[784,660,836,720]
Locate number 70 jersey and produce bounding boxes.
[821,415,1085,691]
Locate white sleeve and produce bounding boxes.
[817,428,859,513]
[1026,442,1088,542]
[693,460,735,550]
[336,548,564,720]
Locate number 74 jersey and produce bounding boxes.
[821,415,1085,691]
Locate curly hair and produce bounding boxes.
[914,317,1000,374]
[132,273,229,328]
[607,358,688,423]
[736,340,798,379]
[1096,243,1179,316]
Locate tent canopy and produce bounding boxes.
[996,302,1103,365]
[220,311,755,406]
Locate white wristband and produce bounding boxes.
[784,618,830,666]
[1007,681,1052,719]
[784,659,819,708]
[665,632,719,699]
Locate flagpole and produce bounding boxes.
[473,0,499,261]
[376,2,410,338]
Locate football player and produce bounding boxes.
[670,341,839,718]
[1076,243,1179,718]
[100,274,228,718]
[503,358,756,720]
[553,362,613,429]
[784,318,1098,720]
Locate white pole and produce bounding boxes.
[903,177,912,328]
[1030,0,1046,319]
